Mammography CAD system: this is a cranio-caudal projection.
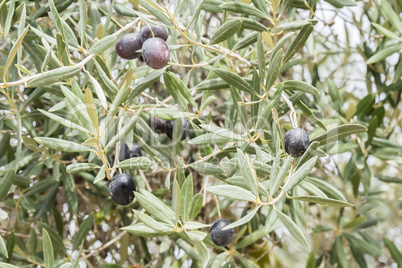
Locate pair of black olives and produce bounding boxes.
[115,24,170,69]
[150,115,190,141]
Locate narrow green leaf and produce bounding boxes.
[164,74,188,111]
[150,108,194,120]
[34,137,92,153]
[282,80,320,95]
[236,228,266,249]
[72,214,94,251]
[237,255,260,268]
[222,206,259,230]
[220,2,268,18]
[195,241,209,268]
[38,109,94,135]
[187,230,207,242]
[377,175,402,184]
[232,31,259,51]
[236,149,259,197]
[182,221,211,230]
[88,35,117,54]
[380,0,402,34]
[343,216,367,229]
[200,124,245,141]
[257,33,265,79]
[78,0,88,47]
[189,193,203,220]
[27,66,81,88]
[87,72,108,110]
[0,170,15,201]
[180,175,194,223]
[209,18,242,45]
[335,236,347,268]
[43,229,54,268]
[296,100,327,131]
[200,95,217,113]
[66,163,100,173]
[206,185,256,202]
[93,165,106,184]
[343,233,382,256]
[0,236,8,258]
[172,180,181,224]
[283,23,314,63]
[266,50,283,91]
[312,124,367,145]
[115,157,153,170]
[214,69,258,96]
[296,141,320,169]
[195,78,230,91]
[325,0,356,7]
[121,223,173,238]
[3,25,30,81]
[139,0,173,27]
[164,72,197,108]
[275,208,310,251]
[255,85,283,133]
[133,210,173,231]
[270,156,291,199]
[282,156,318,194]
[135,192,174,226]
[2,0,15,38]
[239,17,268,32]
[84,87,99,130]
[190,162,225,175]
[289,196,353,207]
[366,43,402,64]
[384,237,402,267]
[0,263,18,268]
[371,23,402,40]
[105,107,143,149]
[140,189,176,222]
[305,177,347,202]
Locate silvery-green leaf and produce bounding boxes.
[222,206,259,230]
[34,137,92,153]
[289,196,353,207]
[88,35,117,54]
[206,185,256,202]
[93,165,106,184]
[312,124,367,145]
[195,241,209,268]
[182,222,211,230]
[180,175,194,223]
[275,208,310,251]
[236,148,259,197]
[187,230,207,242]
[43,229,54,268]
[66,163,100,173]
[190,162,225,175]
[133,210,172,232]
[209,18,242,45]
[135,192,175,226]
[115,157,153,170]
[282,156,318,194]
[72,214,93,251]
[121,223,173,238]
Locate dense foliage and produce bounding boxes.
[0,0,401,267]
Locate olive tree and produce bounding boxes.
[0,0,401,267]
